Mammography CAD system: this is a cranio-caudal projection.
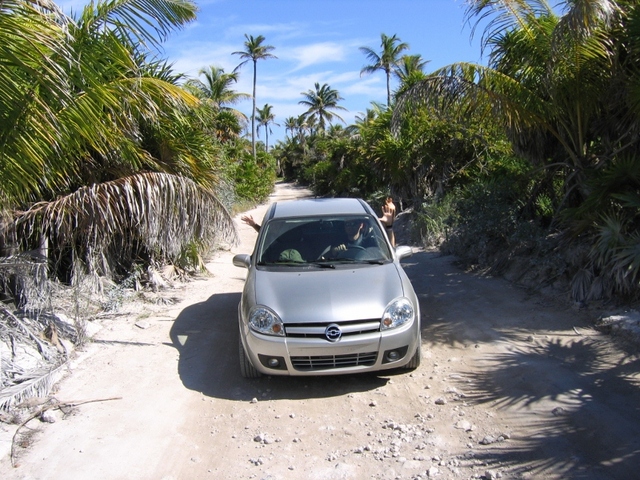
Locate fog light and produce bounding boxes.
[382,346,409,364]
[387,350,400,361]
[258,355,287,370]
[267,358,280,368]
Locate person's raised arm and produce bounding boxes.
[241,215,261,232]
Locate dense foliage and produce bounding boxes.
[0,0,279,406]
[0,0,276,302]
[273,0,640,302]
[4,0,640,308]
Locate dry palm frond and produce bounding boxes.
[16,172,238,276]
[0,306,70,410]
[588,274,610,301]
[0,363,67,411]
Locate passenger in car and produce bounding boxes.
[240,214,261,232]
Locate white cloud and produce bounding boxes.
[342,76,385,97]
[224,22,304,40]
[166,42,240,78]
[285,42,348,70]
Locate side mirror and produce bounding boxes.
[233,254,251,269]
[395,245,412,261]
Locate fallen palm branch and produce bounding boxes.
[11,396,122,467]
[0,307,73,410]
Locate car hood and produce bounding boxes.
[254,264,405,323]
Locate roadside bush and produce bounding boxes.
[303,159,336,196]
[442,178,544,264]
[233,151,277,203]
[415,195,457,247]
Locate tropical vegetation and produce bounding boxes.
[273,0,640,304]
[5,0,640,407]
[0,0,277,405]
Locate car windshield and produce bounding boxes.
[256,215,392,265]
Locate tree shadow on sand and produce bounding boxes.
[402,250,640,479]
[168,292,390,402]
[455,338,640,479]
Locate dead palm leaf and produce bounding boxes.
[16,172,238,277]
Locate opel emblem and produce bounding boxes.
[325,323,342,342]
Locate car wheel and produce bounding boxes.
[405,341,421,370]
[239,337,262,378]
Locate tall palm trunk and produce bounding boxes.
[251,59,257,160]
[386,68,392,107]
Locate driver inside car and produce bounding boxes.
[323,219,377,259]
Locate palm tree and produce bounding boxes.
[0,0,239,410]
[232,34,277,160]
[284,116,299,139]
[394,0,626,205]
[394,54,429,82]
[299,82,347,133]
[184,65,249,118]
[256,103,279,151]
[354,102,386,138]
[1,0,237,279]
[359,33,410,107]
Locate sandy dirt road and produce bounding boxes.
[2,182,640,479]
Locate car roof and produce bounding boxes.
[266,198,372,220]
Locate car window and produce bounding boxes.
[256,215,392,265]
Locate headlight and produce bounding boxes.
[381,297,414,330]
[248,306,285,336]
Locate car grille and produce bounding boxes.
[291,352,378,371]
[285,319,380,339]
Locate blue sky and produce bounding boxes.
[62,0,487,144]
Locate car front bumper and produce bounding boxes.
[240,320,420,376]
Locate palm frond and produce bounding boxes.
[16,172,238,275]
[464,0,553,53]
[0,1,76,206]
[571,267,593,302]
[78,0,197,47]
[610,230,640,291]
[555,0,620,35]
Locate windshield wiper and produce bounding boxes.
[328,258,386,265]
[257,260,335,269]
[309,262,336,269]
[257,261,304,266]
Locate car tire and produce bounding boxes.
[405,341,421,369]
[239,337,262,378]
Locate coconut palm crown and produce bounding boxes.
[360,33,410,107]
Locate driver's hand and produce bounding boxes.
[331,244,346,254]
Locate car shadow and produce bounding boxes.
[168,292,390,401]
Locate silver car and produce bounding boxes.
[233,198,421,377]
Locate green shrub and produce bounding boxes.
[233,151,277,203]
[442,178,545,263]
[416,195,457,248]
